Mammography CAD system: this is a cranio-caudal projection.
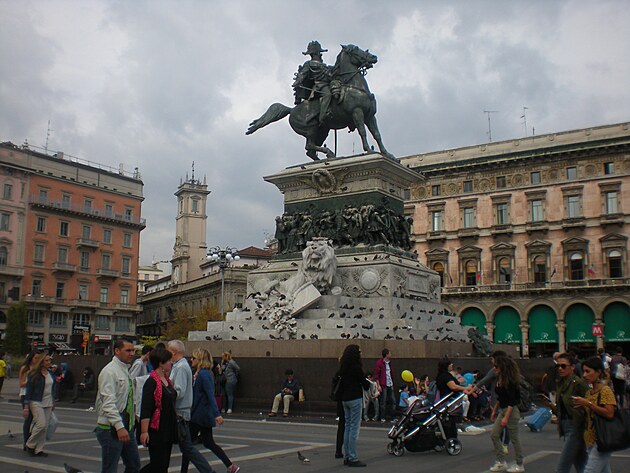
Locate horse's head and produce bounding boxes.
[340,44,378,70]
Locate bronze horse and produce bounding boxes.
[246,44,394,161]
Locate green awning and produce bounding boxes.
[604,302,630,342]
[565,304,595,343]
[528,305,558,343]
[494,307,522,344]
[460,307,487,335]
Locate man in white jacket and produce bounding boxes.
[95,338,140,473]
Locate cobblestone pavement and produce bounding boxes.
[1,388,629,472]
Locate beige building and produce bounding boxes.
[401,122,630,357]
[137,172,273,337]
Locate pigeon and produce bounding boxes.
[410,305,414,311]
[262,325,270,330]
[350,323,357,328]
[354,257,360,261]
[269,334,277,339]
[7,429,15,439]
[64,464,83,473]
[362,323,373,330]
[409,334,415,340]
[301,334,306,339]
[231,336,238,340]
[205,336,212,341]
[336,325,343,329]
[291,262,298,267]
[328,313,335,318]
[378,314,385,319]
[249,336,256,340]
[423,334,429,340]
[317,323,321,329]
[401,312,407,319]
[238,325,244,331]
[340,312,347,318]
[384,334,393,340]
[229,326,234,330]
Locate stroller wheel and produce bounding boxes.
[387,442,395,455]
[393,444,405,457]
[446,438,462,456]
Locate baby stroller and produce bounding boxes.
[386,392,465,457]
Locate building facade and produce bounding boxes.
[0,141,145,353]
[401,122,630,357]
[137,173,272,337]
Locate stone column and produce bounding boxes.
[595,318,605,351]
[556,321,566,353]
[520,322,530,358]
[486,322,495,342]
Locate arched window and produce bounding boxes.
[0,246,7,266]
[433,262,445,287]
[465,260,477,286]
[570,252,584,280]
[608,250,622,278]
[498,257,511,284]
[533,255,547,284]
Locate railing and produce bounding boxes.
[23,295,56,304]
[70,299,99,308]
[0,265,24,277]
[29,196,146,226]
[76,238,100,248]
[97,268,119,278]
[52,262,77,272]
[442,278,630,294]
[112,303,142,311]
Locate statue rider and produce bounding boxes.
[292,41,333,126]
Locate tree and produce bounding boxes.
[162,304,219,340]
[4,303,29,355]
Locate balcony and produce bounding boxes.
[70,298,99,308]
[97,268,119,278]
[426,231,447,242]
[0,264,24,277]
[442,278,630,295]
[113,303,142,312]
[52,262,77,273]
[526,222,549,234]
[23,294,55,304]
[600,213,625,227]
[491,224,513,237]
[76,238,100,249]
[29,196,146,229]
[457,227,480,239]
[562,217,586,230]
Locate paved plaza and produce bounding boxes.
[1,377,628,472]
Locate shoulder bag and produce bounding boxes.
[594,391,630,452]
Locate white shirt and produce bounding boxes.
[385,360,393,387]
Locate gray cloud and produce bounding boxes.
[1,0,628,264]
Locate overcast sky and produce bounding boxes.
[1,0,629,265]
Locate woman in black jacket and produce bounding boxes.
[139,348,178,473]
[337,344,370,467]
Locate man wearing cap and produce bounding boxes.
[292,40,333,125]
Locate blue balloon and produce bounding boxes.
[463,373,475,385]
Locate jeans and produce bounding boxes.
[342,398,363,462]
[379,386,395,420]
[583,444,612,473]
[224,381,237,411]
[363,398,379,421]
[491,407,523,465]
[95,427,141,473]
[178,419,216,473]
[556,419,585,473]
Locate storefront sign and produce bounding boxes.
[73,324,90,334]
[28,333,45,342]
[49,333,68,342]
[94,334,112,343]
[592,324,604,337]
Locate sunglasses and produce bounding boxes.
[557,364,571,369]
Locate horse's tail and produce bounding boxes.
[245,103,291,135]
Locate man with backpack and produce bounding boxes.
[610,347,627,408]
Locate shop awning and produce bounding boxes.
[50,342,76,351]
[528,305,558,343]
[565,304,595,343]
[604,302,630,342]
[460,307,487,335]
[494,307,522,344]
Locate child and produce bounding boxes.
[363,372,380,421]
[397,384,412,413]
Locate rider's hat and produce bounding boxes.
[303,40,328,55]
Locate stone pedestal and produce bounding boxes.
[190,154,471,343]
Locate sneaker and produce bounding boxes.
[489,461,508,472]
[501,444,509,455]
[507,464,525,473]
[226,409,233,414]
[347,460,367,467]
[227,464,240,473]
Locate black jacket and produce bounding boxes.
[338,363,370,401]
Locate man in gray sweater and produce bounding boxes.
[168,340,216,473]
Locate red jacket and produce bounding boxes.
[374,358,392,388]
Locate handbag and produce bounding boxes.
[330,374,342,401]
[298,387,305,402]
[593,391,630,452]
[46,411,59,441]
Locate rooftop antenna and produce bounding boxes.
[483,110,498,142]
[44,119,52,154]
[191,161,195,182]
[520,106,529,137]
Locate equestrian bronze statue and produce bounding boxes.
[246,42,395,161]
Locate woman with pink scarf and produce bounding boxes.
[139,348,178,473]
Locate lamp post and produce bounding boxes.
[207,247,240,319]
[27,293,45,350]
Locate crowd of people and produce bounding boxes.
[12,340,629,472]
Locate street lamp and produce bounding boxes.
[207,247,240,318]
